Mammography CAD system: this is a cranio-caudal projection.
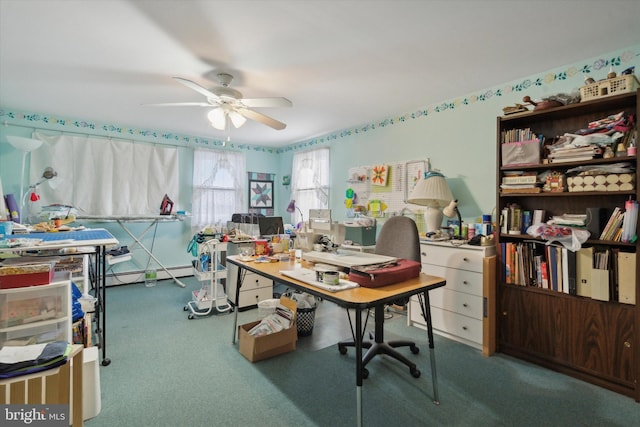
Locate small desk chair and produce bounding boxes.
[338,215,422,378]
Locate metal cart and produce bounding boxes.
[184,239,231,318]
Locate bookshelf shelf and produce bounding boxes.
[495,89,640,401]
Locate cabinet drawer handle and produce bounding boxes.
[463,303,468,308]
[624,341,631,348]
[463,280,469,285]
[462,326,468,331]
[463,257,469,262]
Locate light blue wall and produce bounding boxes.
[1,44,638,274]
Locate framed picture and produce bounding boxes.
[249,179,274,209]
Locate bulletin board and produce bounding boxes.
[344,159,429,219]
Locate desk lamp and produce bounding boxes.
[5,135,43,223]
[407,171,453,233]
[443,199,464,239]
[286,200,305,231]
[23,167,58,210]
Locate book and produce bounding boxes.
[599,207,621,240]
[502,175,537,185]
[532,209,546,225]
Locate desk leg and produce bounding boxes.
[419,291,438,404]
[355,307,363,427]
[231,266,243,344]
[100,246,111,366]
[117,220,187,288]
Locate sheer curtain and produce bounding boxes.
[192,148,245,229]
[30,132,179,216]
[290,148,330,225]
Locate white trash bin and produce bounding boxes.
[83,346,102,420]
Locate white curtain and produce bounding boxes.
[192,148,245,229]
[290,148,330,224]
[29,132,179,216]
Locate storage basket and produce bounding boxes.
[579,75,639,101]
[296,306,317,337]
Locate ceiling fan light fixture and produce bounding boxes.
[208,108,226,130]
[228,111,247,129]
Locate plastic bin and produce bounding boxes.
[296,306,317,336]
[258,298,280,319]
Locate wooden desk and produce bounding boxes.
[227,256,446,427]
[0,344,84,426]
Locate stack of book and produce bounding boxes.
[547,145,599,163]
[500,172,540,194]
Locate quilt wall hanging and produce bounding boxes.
[248,171,275,215]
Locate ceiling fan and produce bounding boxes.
[146,73,292,130]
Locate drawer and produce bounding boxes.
[430,306,482,345]
[409,300,481,345]
[0,317,71,347]
[241,273,273,291]
[425,288,483,320]
[420,244,484,273]
[237,286,273,308]
[0,281,70,329]
[421,264,483,297]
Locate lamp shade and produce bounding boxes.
[5,135,42,152]
[286,200,296,213]
[208,108,227,130]
[407,172,453,208]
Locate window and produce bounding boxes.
[192,149,246,229]
[290,148,330,225]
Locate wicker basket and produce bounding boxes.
[580,75,639,102]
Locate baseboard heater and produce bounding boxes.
[105,265,193,286]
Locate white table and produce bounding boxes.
[0,228,118,366]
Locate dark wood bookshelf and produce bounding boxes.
[495,89,640,401]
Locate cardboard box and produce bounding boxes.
[344,225,376,246]
[238,297,297,362]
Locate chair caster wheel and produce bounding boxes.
[101,358,111,366]
[411,368,421,378]
[338,345,347,355]
[188,314,194,319]
[410,345,419,354]
[362,368,369,379]
[183,306,189,311]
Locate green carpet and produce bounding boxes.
[85,278,637,426]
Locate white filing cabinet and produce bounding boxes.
[0,272,72,347]
[408,241,495,352]
[226,241,273,310]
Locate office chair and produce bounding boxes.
[338,215,422,378]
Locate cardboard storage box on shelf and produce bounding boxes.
[0,263,55,289]
[238,296,297,362]
[344,225,376,246]
[567,173,636,192]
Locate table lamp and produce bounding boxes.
[5,135,43,223]
[286,200,304,231]
[23,167,58,214]
[407,171,453,233]
[443,199,464,239]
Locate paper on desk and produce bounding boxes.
[0,343,47,364]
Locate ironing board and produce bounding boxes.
[76,215,187,288]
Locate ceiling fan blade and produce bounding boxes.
[237,108,287,130]
[142,102,211,107]
[173,77,221,101]
[241,97,292,108]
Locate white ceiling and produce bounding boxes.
[1,0,639,148]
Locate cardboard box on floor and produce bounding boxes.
[238,296,297,362]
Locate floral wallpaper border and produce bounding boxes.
[1,47,637,154]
